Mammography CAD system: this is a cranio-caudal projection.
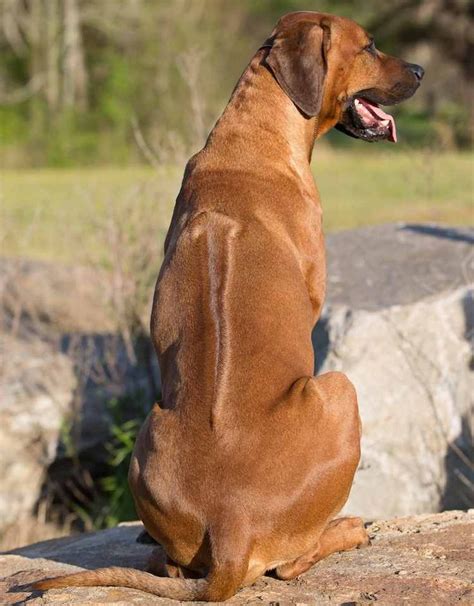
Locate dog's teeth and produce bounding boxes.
[381,119,389,126]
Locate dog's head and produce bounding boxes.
[263,12,424,142]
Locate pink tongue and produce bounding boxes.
[358,98,397,143]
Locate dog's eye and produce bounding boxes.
[365,40,376,56]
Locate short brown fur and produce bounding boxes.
[34,11,422,602]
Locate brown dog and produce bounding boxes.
[35,11,423,602]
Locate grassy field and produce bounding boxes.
[1,149,472,264]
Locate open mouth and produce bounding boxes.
[336,96,397,143]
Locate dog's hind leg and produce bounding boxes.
[275,517,369,580]
[146,548,202,579]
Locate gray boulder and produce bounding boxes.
[0,335,76,535]
[314,224,473,517]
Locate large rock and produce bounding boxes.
[1,510,472,605]
[314,224,473,518]
[0,335,76,535]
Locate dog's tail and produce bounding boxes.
[33,568,208,601]
[32,527,251,602]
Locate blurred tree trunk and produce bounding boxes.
[45,0,60,113]
[27,0,44,135]
[2,0,89,115]
[62,0,88,111]
[177,48,207,148]
[1,0,28,55]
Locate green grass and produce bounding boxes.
[314,148,473,231]
[1,150,472,263]
[1,166,181,263]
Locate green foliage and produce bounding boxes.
[97,54,137,131]
[92,418,141,528]
[59,417,77,460]
[45,111,99,167]
[0,105,28,143]
[73,391,152,530]
[395,109,438,148]
[435,102,472,149]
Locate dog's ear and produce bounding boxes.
[264,21,330,117]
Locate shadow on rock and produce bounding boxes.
[401,223,474,245]
[441,415,474,510]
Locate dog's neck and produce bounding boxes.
[204,51,318,166]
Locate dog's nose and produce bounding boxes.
[407,63,424,81]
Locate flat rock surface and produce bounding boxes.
[1,510,472,605]
[325,223,473,311]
